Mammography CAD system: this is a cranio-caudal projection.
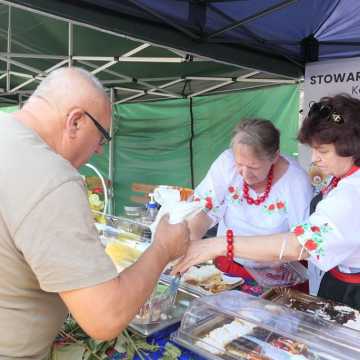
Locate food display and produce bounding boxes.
[105,239,147,272]
[172,291,360,360]
[183,265,244,294]
[195,319,326,359]
[129,282,196,337]
[94,213,151,271]
[133,283,175,324]
[262,288,360,331]
[162,264,244,296]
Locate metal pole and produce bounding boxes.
[68,22,73,66]
[6,5,11,92]
[108,88,115,214]
[297,81,311,169]
[207,0,298,39]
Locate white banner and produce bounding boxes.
[300,57,360,167]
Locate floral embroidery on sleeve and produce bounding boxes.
[193,190,222,212]
[292,223,333,259]
[262,200,287,215]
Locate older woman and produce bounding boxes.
[186,118,313,285]
[174,94,360,309]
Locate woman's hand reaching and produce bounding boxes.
[171,237,225,275]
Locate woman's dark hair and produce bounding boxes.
[298,94,360,165]
[231,118,280,160]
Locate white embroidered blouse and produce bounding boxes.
[293,170,360,273]
[194,149,313,239]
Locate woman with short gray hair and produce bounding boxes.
[230,118,280,161]
[184,118,313,289]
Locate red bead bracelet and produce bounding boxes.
[226,229,234,260]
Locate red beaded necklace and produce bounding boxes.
[321,165,360,195]
[242,165,274,205]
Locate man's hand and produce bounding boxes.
[153,214,190,263]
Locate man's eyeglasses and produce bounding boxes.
[308,102,344,124]
[84,111,112,146]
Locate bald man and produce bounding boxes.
[0,67,189,359]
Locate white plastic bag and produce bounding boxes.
[150,200,204,240]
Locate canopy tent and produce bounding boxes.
[8,0,360,80]
[0,0,298,106]
[4,0,360,105]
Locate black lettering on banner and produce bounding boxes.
[324,74,332,83]
[352,85,359,95]
[347,73,355,82]
[334,73,346,82]
[309,71,360,85]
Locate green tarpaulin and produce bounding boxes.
[0,105,18,113]
[87,83,299,214]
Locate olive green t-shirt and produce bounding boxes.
[0,114,117,359]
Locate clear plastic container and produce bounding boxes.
[241,260,308,288]
[93,212,151,271]
[262,287,360,332]
[133,283,174,324]
[123,205,145,218]
[172,290,360,360]
[129,282,196,337]
[132,281,191,325]
[93,211,151,243]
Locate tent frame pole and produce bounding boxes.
[108,88,115,215]
[6,4,11,92]
[68,21,73,66]
[207,0,298,39]
[0,0,299,105]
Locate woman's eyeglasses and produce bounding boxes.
[84,111,112,146]
[308,102,344,124]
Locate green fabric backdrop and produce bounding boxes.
[0,105,18,113]
[105,84,300,214]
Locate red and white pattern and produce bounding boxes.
[193,149,312,238]
[292,169,360,273]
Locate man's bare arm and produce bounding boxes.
[60,216,189,340]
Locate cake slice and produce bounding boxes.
[183,265,222,285]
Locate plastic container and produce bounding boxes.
[123,205,145,218]
[132,281,193,326]
[93,211,152,243]
[241,260,308,288]
[94,217,150,272]
[172,290,360,360]
[129,282,196,337]
[262,287,360,332]
[133,283,174,324]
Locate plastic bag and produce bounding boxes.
[243,261,308,288]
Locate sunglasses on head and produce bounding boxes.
[308,101,344,124]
